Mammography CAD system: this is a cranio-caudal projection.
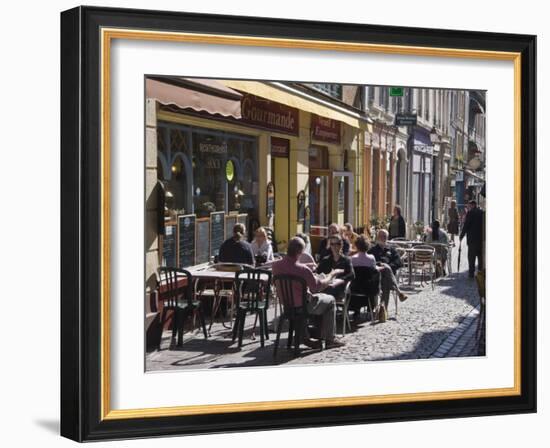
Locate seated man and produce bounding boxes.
[366,230,408,312]
[316,234,355,301]
[272,237,345,349]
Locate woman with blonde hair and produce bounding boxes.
[250,226,274,263]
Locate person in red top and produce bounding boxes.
[272,237,345,348]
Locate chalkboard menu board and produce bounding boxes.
[195,218,210,264]
[210,212,225,258]
[225,214,237,239]
[178,214,196,268]
[162,224,177,267]
[237,213,248,227]
[338,181,345,213]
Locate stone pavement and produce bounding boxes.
[146,240,485,372]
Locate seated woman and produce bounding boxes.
[316,234,354,301]
[343,222,360,255]
[349,236,380,320]
[250,226,274,265]
[424,220,450,275]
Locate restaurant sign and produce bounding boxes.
[311,114,341,144]
[241,94,299,135]
[271,137,290,158]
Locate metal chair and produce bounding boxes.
[410,245,436,289]
[335,282,352,336]
[232,267,272,348]
[272,274,313,357]
[157,267,207,349]
[196,263,243,334]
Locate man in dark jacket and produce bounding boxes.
[460,200,484,278]
[368,229,403,274]
[218,223,255,266]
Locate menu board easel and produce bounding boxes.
[225,214,238,239]
[177,214,196,268]
[195,218,210,264]
[210,211,225,258]
[162,223,177,267]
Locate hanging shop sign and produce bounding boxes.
[311,114,341,144]
[271,137,290,158]
[297,190,306,222]
[225,160,235,182]
[266,181,275,218]
[241,94,299,135]
[303,205,311,234]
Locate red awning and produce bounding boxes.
[146,78,242,119]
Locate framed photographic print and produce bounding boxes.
[60,5,536,441]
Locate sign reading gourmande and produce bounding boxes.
[311,114,341,144]
[241,94,299,135]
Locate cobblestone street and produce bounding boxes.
[146,242,484,371]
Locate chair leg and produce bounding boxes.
[158,307,167,350]
[176,309,185,346]
[273,317,285,358]
[258,311,265,348]
[232,311,240,342]
[263,309,270,340]
[238,309,246,348]
[294,317,302,357]
[198,306,208,339]
[171,309,178,340]
[287,320,294,349]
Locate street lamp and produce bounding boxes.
[429,127,440,223]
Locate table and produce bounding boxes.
[188,265,271,334]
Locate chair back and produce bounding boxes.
[349,266,380,297]
[273,274,308,318]
[412,245,435,264]
[235,267,272,311]
[158,267,193,307]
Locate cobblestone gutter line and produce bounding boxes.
[430,305,481,358]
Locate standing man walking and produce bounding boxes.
[460,200,484,278]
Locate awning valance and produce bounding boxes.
[219,80,372,131]
[146,78,243,119]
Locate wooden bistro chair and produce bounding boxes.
[410,245,436,289]
[272,274,315,358]
[158,267,207,349]
[232,268,272,348]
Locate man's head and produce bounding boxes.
[355,235,369,253]
[232,223,246,240]
[286,237,306,260]
[328,223,340,236]
[467,200,477,211]
[376,229,389,246]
